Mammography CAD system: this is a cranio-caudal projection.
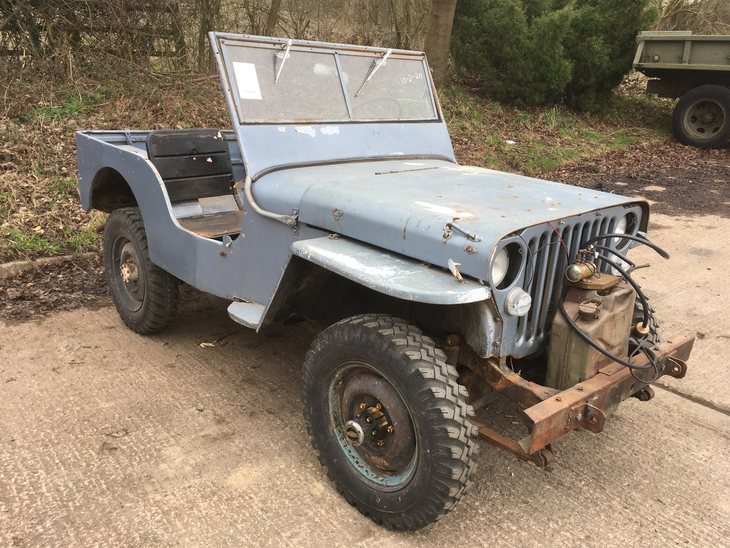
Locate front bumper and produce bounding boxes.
[472,335,694,466]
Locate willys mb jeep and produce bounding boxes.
[75,34,694,530]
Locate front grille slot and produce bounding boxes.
[516,214,620,345]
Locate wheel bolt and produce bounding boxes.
[386,425,393,433]
[376,439,384,447]
[359,402,367,409]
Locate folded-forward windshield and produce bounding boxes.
[216,36,439,124]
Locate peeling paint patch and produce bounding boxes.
[413,201,475,218]
[320,126,340,135]
[294,126,316,137]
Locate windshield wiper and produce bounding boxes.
[275,39,292,83]
[354,48,392,97]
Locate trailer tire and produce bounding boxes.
[672,85,730,149]
[103,207,178,334]
[303,314,476,530]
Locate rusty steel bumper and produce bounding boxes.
[473,335,694,466]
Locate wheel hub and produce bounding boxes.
[112,238,145,312]
[329,364,417,488]
[685,99,725,139]
[120,261,138,282]
[344,419,366,446]
[346,401,394,449]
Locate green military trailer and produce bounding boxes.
[634,30,730,148]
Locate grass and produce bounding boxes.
[439,83,674,176]
[50,177,78,196]
[3,227,62,256]
[64,225,99,253]
[19,91,104,123]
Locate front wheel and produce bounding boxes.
[672,85,730,149]
[103,207,178,334]
[302,314,476,530]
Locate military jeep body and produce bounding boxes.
[76,34,693,530]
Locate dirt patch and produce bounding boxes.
[549,142,730,217]
[0,254,108,322]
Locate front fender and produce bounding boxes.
[290,236,490,305]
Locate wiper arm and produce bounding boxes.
[354,48,392,97]
[275,39,292,83]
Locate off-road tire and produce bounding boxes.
[302,314,476,531]
[103,207,178,334]
[672,85,730,149]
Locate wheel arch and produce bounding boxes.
[261,242,501,358]
[90,167,138,212]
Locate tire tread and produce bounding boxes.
[104,207,178,334]
[302,313,476,531]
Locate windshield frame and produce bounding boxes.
[212,33,442,126]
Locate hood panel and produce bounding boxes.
[253,159,644,280]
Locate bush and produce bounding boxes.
[563,0,657,111]
[452,0,572,107]
[452,0,656,111]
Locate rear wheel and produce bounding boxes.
[302,314,476,530]
[672,85,730,149]
[103,207,178,334]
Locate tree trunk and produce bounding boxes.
[264,0,282,36]
[424,0,457,84]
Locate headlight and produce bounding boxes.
[491,248,509,286]
[613,215,628,246]
[613,212,637,249]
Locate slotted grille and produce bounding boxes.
[516,215,615,344]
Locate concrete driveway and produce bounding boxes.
[1,212,729,547]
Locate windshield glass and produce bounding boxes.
[340,54,436,121]
[220,40,438,124]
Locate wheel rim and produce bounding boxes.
[683,99,726,140]
[111,236,145,312]
[327,362,417,490]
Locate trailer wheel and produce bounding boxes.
[302,314,476,531]
[672,85,730,149]
[103,207,178,334]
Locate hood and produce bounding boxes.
[253,159,644,281]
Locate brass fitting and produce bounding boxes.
[634,322,650,337]
[565,261,596,283]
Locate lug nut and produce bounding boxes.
[359,402,367,409]
[376,439,384,447]
[386,426,394,433]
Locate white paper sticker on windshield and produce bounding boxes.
[232,62,262,100]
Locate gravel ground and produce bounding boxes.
[0,292,728,547]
